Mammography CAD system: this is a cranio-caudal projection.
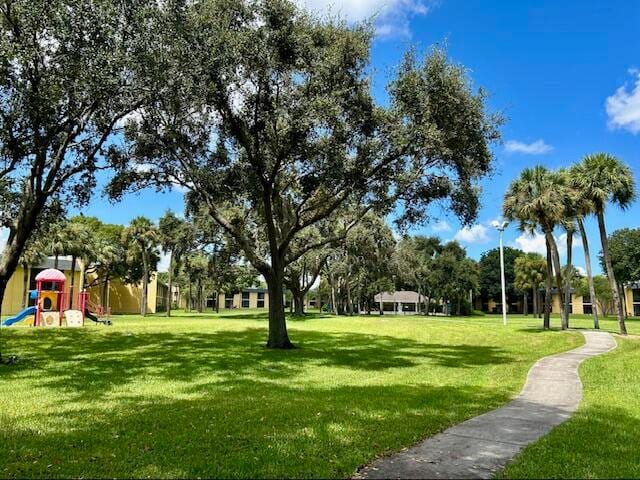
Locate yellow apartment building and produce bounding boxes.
[1,257,169,316]
[480,284,640,317]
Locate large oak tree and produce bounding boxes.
[111,0,501,348]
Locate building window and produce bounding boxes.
[225,293,234,309]
[633,289,640,317]
[242,292,250,308]
[257,292,265,308]
[582,295,592,315]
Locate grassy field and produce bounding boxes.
[500,334,640,478]
[0,311,635,478]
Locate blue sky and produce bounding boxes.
[70,0,640,272]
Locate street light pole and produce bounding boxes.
[492,220,509,326]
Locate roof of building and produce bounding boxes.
[33,257,74,271]
[35,268,66,282]
[374,291,425,303]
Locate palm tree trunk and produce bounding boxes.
[101,276,110,310]
[597,209,626,334]
[544,238,552,329]
[523,292,528,315]
[21,263,29,308]
[545,229,567,329]
[70,255,77,309]
[166,251,173,317]
[54,254,59,269]
[532,286,538,318]
[578,219,599,329]
[141,251,149,317]
[563,230,573,329]
[619,282,628,318]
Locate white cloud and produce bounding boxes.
[432,220,452,233]
[606,69,640,134]
[513,231,582,258]
[454,224,491,244]
[513,231,547,255]
[504,139,553,155]
[575,265,587,277]
[157,252,170,273]
[557,232,583,257]
[295,0,431,39]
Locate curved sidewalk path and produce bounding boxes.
[354,330,616,479]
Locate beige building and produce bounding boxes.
[213,288,270,310]
[1,257,168,316]
[481,285,640,317]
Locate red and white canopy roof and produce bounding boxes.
[35,268,66,283]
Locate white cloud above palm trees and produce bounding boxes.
[512,231,582,258]
[294,0,432,38]
[606,69,640,134]
[504,139,553,155]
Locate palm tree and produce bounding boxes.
[44,220,72,269]
[558,170,579,329]
[123,217,160,316]
[65,220,94,309]
[158,211,194,317]
[567,166,600,329]
[514,253,546,318]
[503,166,573,329]
[572,153,636,335]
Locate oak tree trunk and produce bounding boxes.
[346,282,353,316]
[0,201,43,317]
[293,293,305,316]
[265,269,294,349]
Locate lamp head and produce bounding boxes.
[491,220,509,231]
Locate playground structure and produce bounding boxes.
[1,268,111,327]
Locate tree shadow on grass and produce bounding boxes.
[0,381,515,479]
[0,327,513,399]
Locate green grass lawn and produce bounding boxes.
[0,310,628,478]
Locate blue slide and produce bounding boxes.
[2,306,36,326]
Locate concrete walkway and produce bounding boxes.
[354,330,616,479]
